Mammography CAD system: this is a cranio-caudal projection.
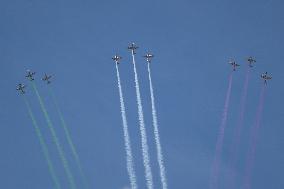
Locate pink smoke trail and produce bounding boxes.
[227,67,251,189]
[210,72,233,189]
[243,84,266,189]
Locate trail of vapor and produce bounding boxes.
[227,67,251,189]
[210,72,233,189]
[243,84,266,189]
[24,97,62,189]
[48,87,89,189]
[131,52,154,189]
[115,63,138,189]
[31,83,77,189]
[147,63,168,189]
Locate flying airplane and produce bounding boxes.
[229,60,240,71]
[42,74,52,84]
[143,53,154,63]
[247,56,256,67]
[128,43,139,54]
[26,70,36,81]
[261,72,272,84]
[112,54,122,64]
[16,83,26,94]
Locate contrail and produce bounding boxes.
[24,96,62,189]
[115,63,138,189]
[227,67,250,189]
[131,51,154,189]
[147,62,168,189]
[31,83,77,189]
[48,87,89,189]
[210,72,233,189]
[243,84,266,189]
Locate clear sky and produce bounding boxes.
[0,0,283,189]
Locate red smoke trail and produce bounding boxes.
[243,84,266,189]
[228,67,251,189]
[210,72,233,189]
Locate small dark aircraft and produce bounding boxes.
[261,72,272,84]
[143,53,154,63]
[247,56,256,67]
[128,43,139,54]
[229,60,240,71]
[112,54,122,64]
[42,74,52,84]
[16,83,26,94]
[26,70,36,81]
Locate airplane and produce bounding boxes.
[247,56,256,67]
[261,72,272,84]
[26,70,36,81]
[42,74,52,84]
[143,53,154,63]
[16,83,26,94]
[229,60,240,71]
[128,43,139,54]
[112,54,122,64]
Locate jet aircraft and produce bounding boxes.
[229,60,240,71]
[247,56,256,67]
[261,72,272,84]
[143,53,154,63]
[112,54,122,64]
[26,70,36,81]
[42,74,52,84]
[128,43,139,54]
[16,83,26,94]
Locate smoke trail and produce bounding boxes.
[147,63,168,189]
[31,83,77,189]
[227,67,250,189]
[243,84,266,189]
[210,72,233,189]
[24,97,62,189]
[115,63,138,189]
[48,87,89,189]
[131,52,154,189]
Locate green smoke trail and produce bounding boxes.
[31,83,77,189]
[23,96,61,189]
[48,87,89,189]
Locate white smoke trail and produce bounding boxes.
[115,63,138,189]
[147,63,168,189]
[131,52,154,189]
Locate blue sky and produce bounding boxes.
[0,0,284,188]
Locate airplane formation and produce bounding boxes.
[17,71,53,94]
[228,57,272,84]
[18,51,272,95]
[15,43,273,189]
